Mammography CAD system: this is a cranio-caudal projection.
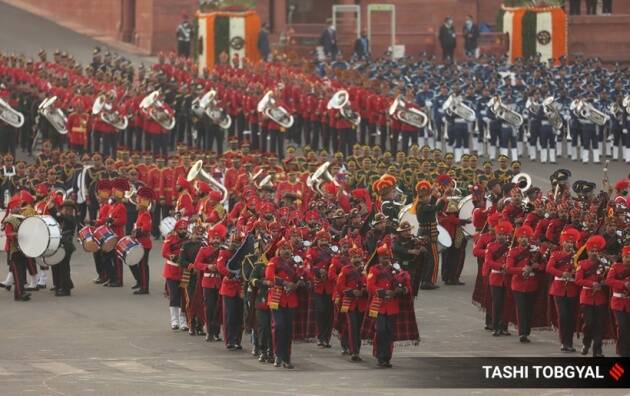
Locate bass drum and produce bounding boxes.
[17,215,61,258]
[458,195,476,237]
[0,210,6,252]
[437,225,452,252]
[159,216,177,237]
[398,203,419,236]
[43,246,66,266]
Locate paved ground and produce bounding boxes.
[2,4,630,394]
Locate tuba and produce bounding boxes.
[623,95,630,114]
[39,96,68,134]
[608,102,623,122]
[306,161,339,195]
[186,160,228,205]
[511,172,532,194]
[487,96,523,128]
[204,90,232,130]
[443,94,476,122]
[542,96,564,132]
[92,94,128,130]
[140,90,176,130]
[571,99,609,126]
[327,89,361,127]
[257,90,294,129]
[0,97,25,128]
[388,95,428,128]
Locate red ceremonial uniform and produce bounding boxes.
[366,264,403,315]
[265,256,300,309]
[162,234,183,281]
[335,264,368,312]
[134,210,152,249]
[305,246,335,295]
[546,250,579,297]
[506,246,539,292]
[576,259,608,305]
[217,248,240,297]
[606,263,630,312]
[483,241,510,287]
[194,245,222,289]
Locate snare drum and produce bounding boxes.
[93,225,118,252]
[159,216,177,237]
[78,226,99,252]
[115,236,144,266]
[43,246,66,266]
[17,215,61,258]
[437,225,453,252]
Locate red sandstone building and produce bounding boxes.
[8,0,630,63]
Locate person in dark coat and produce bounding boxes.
[463,15,479,58]
[257,23,270,62]
[438,17,456,61]
[320,22,338,58]
[353,31,370,60]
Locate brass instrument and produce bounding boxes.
[140,90,176,130]
[442,94,476,122]
[92,93,128,130]
[192,89,232,129]
[487,96,523,128]
[388,95,428,128]
[39,96,68,134]
[306,161,339,195]
[511,172,532,194]
[186,160,228,205]
[327,89,361,127]
[257,90,294,129]
[570,99,609,127]
[0,97,25,128]
[622,95,630,114]
[542,96,564,132]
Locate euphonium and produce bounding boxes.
[257,90,294,129]
[140,90,176,130]
[327,89,361,127]
[186,160,228,205]
[388,95,428,128]
[39,96,68,134]
[487,96,523,128]
[0,97,25,128]
[442,94,476,122]
[542,96,564,132]
[92,93,128,130]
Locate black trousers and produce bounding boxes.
[260,126,269,152]
[272,307,294,363]
[389,128,400,154]
[9,251,27,299]
[152,133,168,158]
[313,292,333,343]
[103,251,122,284]
[177,40,190,58]
[401,131,418,154]
[376,313,394,362]
[269,129,285,159]
[256,308,273,356]
[420,241,439,286]
[93,251,106,280]
[442,46,455,60]
[53,250,73,291]
[311,121,321,150]
[554,295,578,347]
[347,309,363,355]
[223,295,244,346]
[491,285,507,331]
[250,123,260,151]
[581,124,598,149]
[102,133,117,158]
[581,304,606,354]
[513,290,536,336]
[130,249,150,291]
[166,278,181,307]
[337,128,354,156]
[208,124,224,155]
[359,118,369,145]
[203,287,220,336]
[614,310,630,357]
[540,124,556,149]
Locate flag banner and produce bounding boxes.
[499,6,567,64]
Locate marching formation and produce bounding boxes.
[1,50,630,165]
[0,48,629,367]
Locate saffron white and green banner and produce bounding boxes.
[195,10,261,71]
[497,6,567,63]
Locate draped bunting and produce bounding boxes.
[196,10,261,71]
[498,6,567,64]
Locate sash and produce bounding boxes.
[269,286,283,310]
[368,296,382,318]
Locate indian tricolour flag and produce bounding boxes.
[196,11,261,72]
[498,6,567,64]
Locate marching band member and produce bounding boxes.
[2,195,30,301]
[178,222,207,336]
[484,220,513,336]
[605,245,630,357]
[162,219,188,330]
[414,180,446,290]
[194,224,225,342]
[506,225,542,343]
[49,200,77,296]
[217,231,243,350]
[546,227,581,352]
[265,238,304,369]
[305,230,335,348]
[576,235,608,357]
[130,187,154,295]
[335,246,367,362]
[93,180,112,284]
[102,178,128,287]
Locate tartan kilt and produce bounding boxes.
[360,295,420,343]
[293,288,317,340]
